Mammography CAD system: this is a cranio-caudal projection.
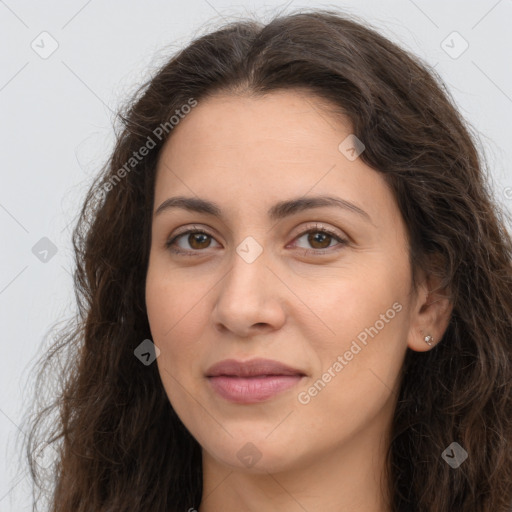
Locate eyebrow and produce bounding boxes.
[154,195,372,223]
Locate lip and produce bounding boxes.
[205,358,306,404]
[206,358,305,378]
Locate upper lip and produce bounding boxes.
[205,358,306,378]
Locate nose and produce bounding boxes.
[211,249,286,338]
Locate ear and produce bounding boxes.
[407,265,453,352]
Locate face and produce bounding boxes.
[145,90,425,475]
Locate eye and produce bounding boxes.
[165,228,220,255]
[291,225,348,255]
[165,224,348,256]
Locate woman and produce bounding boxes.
[23,9,512,512]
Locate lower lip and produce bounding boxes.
[207,375,303,404]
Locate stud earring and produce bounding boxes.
[424,334,434,346]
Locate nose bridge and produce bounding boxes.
[220,245,271,308]
[212,243,285,335]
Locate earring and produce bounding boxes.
[424,334,434,346]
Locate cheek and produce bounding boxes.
[146,268,210,427]
[299,260,409,398]
[291,295,407,449]
[146,261,204,338]
[145,265,207,379]
[304,260,405,344]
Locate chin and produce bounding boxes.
[202,435,305,474]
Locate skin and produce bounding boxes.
[145,89,453,512]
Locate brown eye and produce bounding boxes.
[187,232,211,249]
[293,228,347,253]
[306,231,333,249]
[166,226,347,256]
[165,229,220,254]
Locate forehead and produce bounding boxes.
[153,90,396,229]
[160,89,350,159]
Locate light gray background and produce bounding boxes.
[1,0,511,510]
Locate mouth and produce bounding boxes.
[205,358,306,404]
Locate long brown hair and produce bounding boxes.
[20,9,512,512]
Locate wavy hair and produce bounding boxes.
[20,9,512,512]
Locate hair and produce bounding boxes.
[19,8,512,512]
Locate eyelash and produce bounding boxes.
[165,224,349,257]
